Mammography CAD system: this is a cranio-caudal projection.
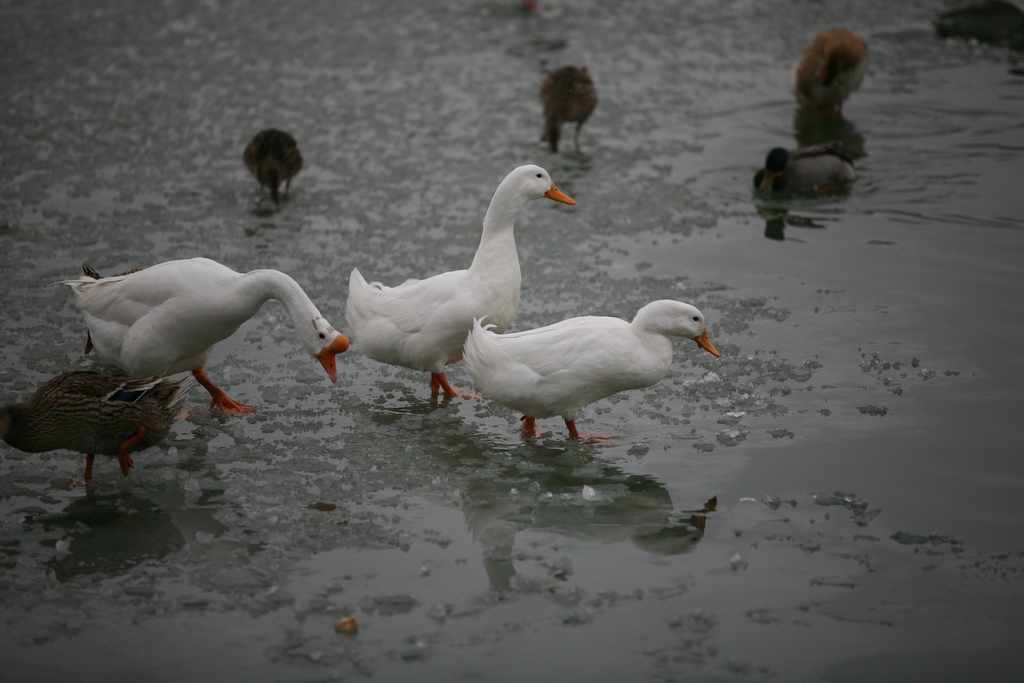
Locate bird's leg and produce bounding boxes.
[118,425,146,477]
[429,372,483,400]
[564,419,614,442]
[430,372,460,397]
[520,415,538,436]
[192,367,257,414]
[429,372,484,400]
[284,178,292,197]
[573,123,583,149]
[74,453,96,485]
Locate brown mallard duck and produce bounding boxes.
[243,128,304,203]
[794,29,868,117]
[540,66,598,152]
[0,371,193,483]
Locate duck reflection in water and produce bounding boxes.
[40,493,185,582]
[459,453,716,591]
[793,107,866,161]
[759,207,830,241]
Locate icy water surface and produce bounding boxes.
[2,0,1024,680]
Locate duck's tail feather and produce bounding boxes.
[462,317,502,380]
[166,375,195,413]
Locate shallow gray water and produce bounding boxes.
[2,0,1023,680]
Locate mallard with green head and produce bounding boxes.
[754,141,855,194]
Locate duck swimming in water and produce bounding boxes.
[754,141,855,194]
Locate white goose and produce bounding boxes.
[65,257,350,414]
[462,300,720,439]
[346,164,575,397]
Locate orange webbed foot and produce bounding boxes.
[193,367,257,414]
[565,419,614,442]
[520,416,538,436]
[429,373,481,400]
[576,432,615,443]
[209,395,257,414]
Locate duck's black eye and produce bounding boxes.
[319,333,326,340]
[693,317,699,322]
[536,173,542,178]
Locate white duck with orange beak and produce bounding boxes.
[346,164,575,397]
[65,257,349,414]
[463,300,720,439]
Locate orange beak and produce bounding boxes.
[316,335,350,383]
[544,183,575,205]
[694,330,720,357]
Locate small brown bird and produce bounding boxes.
[540,66,598,152]
[793,29,868,117]
[243,128,304,203]
[1,371,193,484]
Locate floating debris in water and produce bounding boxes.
[334,616,359,633]
[857,405,888,417]
[890,531,963,549]
[763,494,798,510]
[716,428,747,446]
[582,485,612,504]
[729,553,749,571]
[809,576,856,589]
[812,491,881,527]
[359,594,418,615]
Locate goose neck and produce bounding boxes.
[479,185,529,242]
[243,270,320,324]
